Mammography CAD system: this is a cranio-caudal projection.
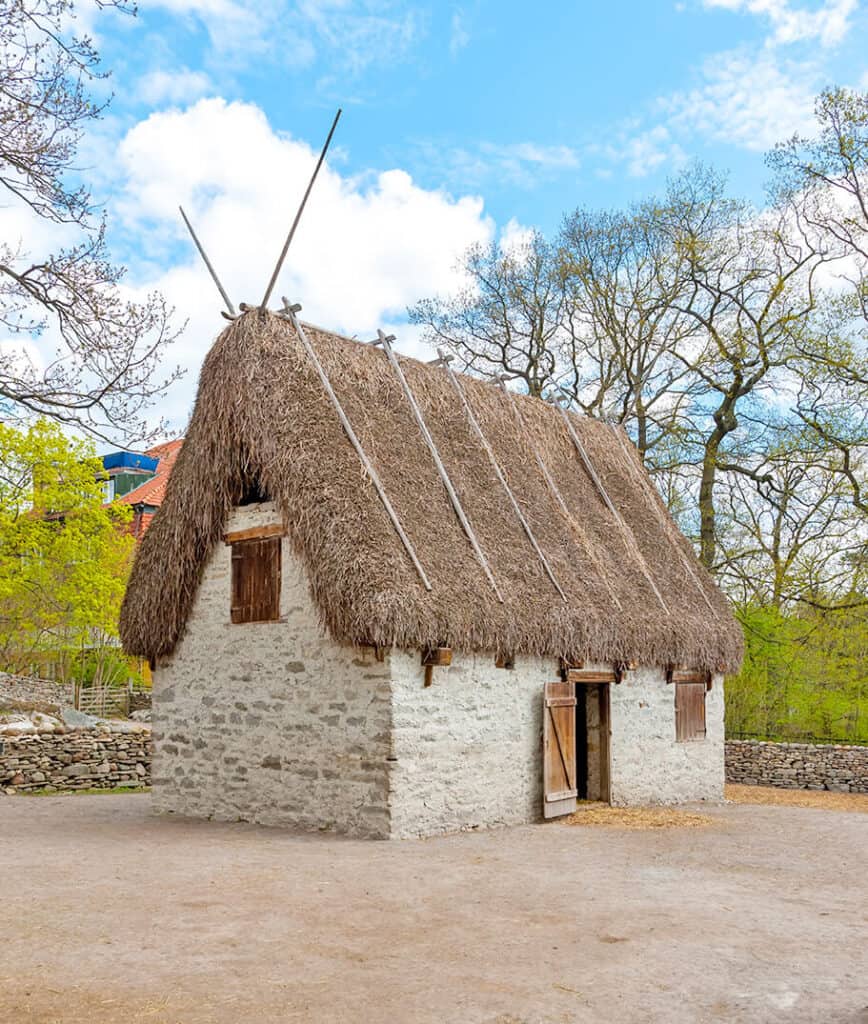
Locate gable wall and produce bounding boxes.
[151,503,392,837]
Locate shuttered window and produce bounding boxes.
[230,536,281,624]
[675,682,706,742]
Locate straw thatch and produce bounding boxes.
[120,311,743,671]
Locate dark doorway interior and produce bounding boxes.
[575,683,611,802]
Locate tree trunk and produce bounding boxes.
[699,392,739,570]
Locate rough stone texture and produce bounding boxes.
[609,668,725,805]
[389,650,545,837]
[0,729,151,792]
[726,739,868,793]
[0,671,71,707]
[128,690,152,714]
[152,503,393,838]
[152,503,727,837]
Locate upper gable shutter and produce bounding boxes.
[230,536,281,624]
[543,679,577,818]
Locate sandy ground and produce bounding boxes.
[725,783,868,812]
[1,793,866,1024]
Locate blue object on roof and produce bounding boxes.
[101,451,159,473]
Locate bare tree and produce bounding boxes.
[558,204,702,469]
[654,166,832,569]
[409,232,563,398]
[0,0,181,442]
[716,427,863,608]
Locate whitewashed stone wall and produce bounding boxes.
[609,667,725,805]
[152,504,393,838]
[388,651,549,838]
[151,503,726,837]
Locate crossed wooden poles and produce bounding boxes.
[177,108,711,615]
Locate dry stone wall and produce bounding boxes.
[0,672,71,708]
[0,728,151,792]
[725,740,868,793]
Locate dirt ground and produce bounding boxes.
[1,793,866,1024]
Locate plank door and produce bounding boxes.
[543,679,577,818]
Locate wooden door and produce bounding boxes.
[543,679,577,818]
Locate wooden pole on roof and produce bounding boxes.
[497,375,624,613]
[373,330,504,603]
[178,205,237,318]
[433,350,566,602]
[279,300,432,592]
[609,424,715,613]
[260,109,342,311]
[554,399,669,614]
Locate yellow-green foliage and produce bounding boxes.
[727,603,868,743]
[0,420,135,672]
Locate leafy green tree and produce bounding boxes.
[0,419,134,677]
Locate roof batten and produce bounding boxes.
[554,399,670,615]
[372,329,504,604]
[282,301,432,592]
[497,375,624,614]
[435,349,566,602]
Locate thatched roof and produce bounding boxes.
[120,311,743,672]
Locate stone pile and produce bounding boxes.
[0,708,151,794]
[725,740,867,793]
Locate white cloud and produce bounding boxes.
[591,123,688,178]
[702,0,858,48]
[114,98,495,427]
[137,68,213,106]
[147,0,421,73]
[661,49,819,150]
[414,139,580,190]
[449,8,470,56]
[498,218,535,253]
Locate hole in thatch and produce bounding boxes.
[238,474,270,506]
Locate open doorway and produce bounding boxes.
[576,683,611,802]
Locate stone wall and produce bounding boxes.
[608,668,725,806]
[0,672,71,708]
[389,650,547,838]
[725,740,868,793]
[152,503,393,838]
[0,728,151,792]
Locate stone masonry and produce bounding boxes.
[152,503,393,838]
[0,728,151,792]
[0,672,71,708]
[726,740,868,793]
[151,502,729,838]
[610,668,725,805]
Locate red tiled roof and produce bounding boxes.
[118,439,183,510]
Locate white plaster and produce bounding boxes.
[608,667,725,805]
[388,650,551,838]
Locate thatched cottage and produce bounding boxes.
[120,310,742,839]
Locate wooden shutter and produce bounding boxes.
[230,536,281,624]
[543,679,577,818]
[675,681,706,742]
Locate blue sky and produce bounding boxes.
[56,0,868,429]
